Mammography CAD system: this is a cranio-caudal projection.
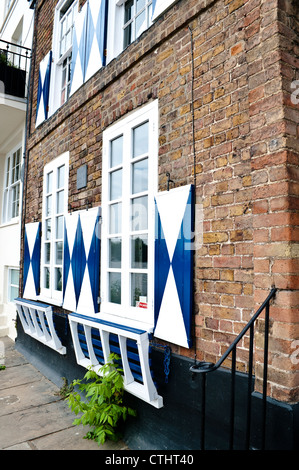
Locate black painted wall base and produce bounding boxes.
[15,317,299,450]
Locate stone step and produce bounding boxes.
[0,315,8,327]
[0,325,10,337]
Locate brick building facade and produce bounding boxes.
[16,0,298,449]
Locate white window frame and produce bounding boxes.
[101,100,158,330]
[40,152,69,305]
[8,267,20,303]
[2,144,22,224]
[48,0,78,116]
[106,0,153,64]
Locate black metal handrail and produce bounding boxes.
[190,287,277,450]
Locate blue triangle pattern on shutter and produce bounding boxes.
[87,211,101,312]
[70,0,108,95]
[63,207,101,314]
[171,187,194,346]
[85,0,108,82]
[154,185,194,348]
[35,51,52,127]
[23,222,41,299]
[63,213,78,312]
[70,2,88,96]
[72,215,86,307]
[95,0,108,65]
[154,206,170,327]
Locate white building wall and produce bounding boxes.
[0,0,33,339]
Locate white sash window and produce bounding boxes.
[49,0,78,115]
[101,101,158,330]
[106,0,153,63]
[123,0,153,48]
[40,153,69,304]
[2,146,21,223]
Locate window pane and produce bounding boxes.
[110,169,122,200]
[12,149,21,183]
[56,215,64,239]
[57,165,65,189]
[11,184,20,218]
[124,23,132,48]
[131,195,148,231]
[57,190,64,214]
[10,269,19,285]
[5,157,10,187]
[55,267,62,291]
[55,241,63,264]
[125,0,134,22]
[47,171,53,193]
[44,267,50,289]
[109,238,122,268]
[46,195,52,216]
[132,158,148,194]
[131,273,147,307]
[110,136,123,168]
[45,243,51,263]
[133,121,148,157]
[9,285,19,302]
[136,10,146,38]
[109,272,121,304]
[109,203,122,234]
[45,219,51,240]
[136,0,146,12]
[131,235,148,269]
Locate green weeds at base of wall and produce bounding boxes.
[66,353,136,445]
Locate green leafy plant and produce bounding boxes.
[66,353,136,445]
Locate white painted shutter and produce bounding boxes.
[35,51,52,127]
[23,222,41,300]
[154,185,194,348]
[84,0,108,82]
[151,0,178,21]
[70,2,88,96]
[63,207,101,315]
[70,0,108,96]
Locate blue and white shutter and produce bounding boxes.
[152,0,178,21]
[84,0,108,82]
[23,222,41,300]
[70,0,108,96]
[154,185,194,348]
[63,207,101,315]
[70,2,88,96]
[35,51,52,127]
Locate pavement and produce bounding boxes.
[0,336,129,451]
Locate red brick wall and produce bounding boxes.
[23,0,299,402]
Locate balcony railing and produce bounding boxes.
[0,39,31,99]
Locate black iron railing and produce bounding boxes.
[190,287,277,450]
[0,39,31,99]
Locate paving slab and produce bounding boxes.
[0,377,63,417]
[0,399,75,449]
[29,426,129,451]
[0,336,129,451]
[0,363,45,391]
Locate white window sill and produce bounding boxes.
[91,311,154,334]
[0,217,20,228]
[36,295,63,307]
